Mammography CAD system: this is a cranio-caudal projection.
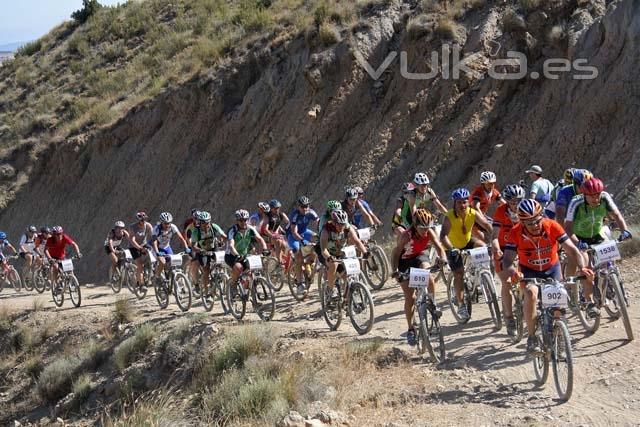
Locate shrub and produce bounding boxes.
[32,298,45,312]
[16,40,43,57]
[435,17,458,40]
[10,325,35,352]
[345,337,385,357]
[319,23,341,46]
[113,297,134,325]
[37,356,82,401]
[209,324,274,376]
[102,389,189,426]
[406,14,432,40]
[72,374,93,407]
[193,37,223,67]
[24,354,44,379]
[113,324,156,372]
[79,339,109,370]
[72,0,102,24]
[502,7,527,32]
[0,305,11,334]
[88,101,114,126]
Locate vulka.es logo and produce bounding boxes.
[353,44,598,81]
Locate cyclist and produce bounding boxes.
[318,209,369,300]
[34,227,51,260]
[343,188,374,228]
[501,199,593,353]
[564,178,632,317]
[129,212,154,290]
[440,188,493,321]
[555,168,592,226]
[250,202,270,228]
[526,165,554,211]
[354,186,383,228]
[183,209,200,279]
[491,184,525,336]
[104,221,132,282]
[261,199,290,265]
[407,172,447,216]
[152,212,190,281]
[547,168,574,219]
[392,183,415,238]
[319,200,342,233]
[470,171,503,214]
[287,196,319,291]
[225,209,268,295]
[18,225,38,277]
[190,211,226,297]
[0,231,18,262]
[391,209,447,346]
[45,226,82,285]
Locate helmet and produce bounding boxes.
[159,212,173,224]
[40,226,51,234]
[414,209,434,227]
[517,199,542,221]
[297,196,310,206]
[572,169,593,187]
[331,209,349,224]
[52,226,64,234]
[480,171,497,183]
[326,200,342,211]
[269,199,282,208]
[0,232,6,240]
[235,209,250,220]
[345,188,358,199]
[197,211,212,223]
[28,225,37,233]
[136,211,148,221]
[502,184,525,201]
[451,188,470,200]
[413,172,430,185]
[580,177,604,195]
[258,202,271,213]
[354,186,364,195]
[563,168,575,184]
[191,209,200,219]
[402,182,415,193]
[114,221,126,228]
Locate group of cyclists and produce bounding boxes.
[1,164,633,359]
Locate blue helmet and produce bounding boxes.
[269,199,282,208]
[0,231,6,240]
[572,169,593,187]
[517,199,542,220]
[451,188,470,200]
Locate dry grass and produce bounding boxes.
[113,297,135,325]
[113,324,156,372]
[502,7,527,32]
[435,17,459,40]
[71,373,93,408]
[37,355,82,401]
[319,22,341,46]
[32,298,45,312]
[406,14,432,40]
[24,354,44,379]
[0,305,11,334]
[102,389,190,427]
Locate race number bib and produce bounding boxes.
[592,240,621,265]
[357,228,371,242]
[409,268,430,288]
[342,245,357,259]
[343,258,361,275]
[468,247,490,267]
[541,283,569,308]
[247,255,263,271]
[60,259,74,272]
[169,255,183,267]
[123,249,132,260]
[215,251,225,265]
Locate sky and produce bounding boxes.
[0,0,124,46]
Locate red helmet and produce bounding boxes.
[580,177,604,195]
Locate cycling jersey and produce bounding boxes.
[566,192,618,239]
[226,224,259,256]
[318,212,331,235]
[191,223,225,251]
[353,199,373,227]
[469,185,501,214]
[153,223,180,250]
[130,222,153,246]
[322,222,352,257]
[46,234,75,260]
[104,228,129,248]
[0,239,12,258]
[267,212,287,232]
[184,223,198,242]
[555,185,578,210]
[506,219,568,271]
[445,207,477,249]
[35,235,47,254]
[492,204,518,247]
[400,227,432,259]
[343,199,363,227]
[530,178,554,204]
[249,212,262,228]
[287,208,319,236]
[19,233,36,253]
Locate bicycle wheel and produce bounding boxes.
[480,271,502,330]
[575,279,600,334]
[347,281,374,335]
[363,245,389,291]
[610,273,633,341]
[288,264,308,302]
[22,266,34,291]
[33,268,46,294]
[109,265,122,293]
[418,300,445,363]
[446,273,470,324]
[212,271,230,314]
[320,280,343,331]
[552,320,574,401]
[154,277,170,309]
[603,275,621,319]
[532,327,549,386]
[200,279,215,312]
[251,276,276,321]
[68,275,82,307]
[226,277,247,320]
[263,256,285,292]
[511,292,525,344]
[8,267,22,292]
[173,272,192,312]
[51,278,64,307]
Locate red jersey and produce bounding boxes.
[401,227,432,259]
[492,204,517,247]
[506,219,568,271]
[46,234,75,260]
[470,185,501,214]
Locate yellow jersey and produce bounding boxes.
[445,207,476,249]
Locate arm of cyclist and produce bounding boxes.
[431,189,448,215]
[560,238,594,280]
[608,209,631,240]
[320,228,332,261]
[490,224,503,260]
[391,230,411,275]
[439,216,454,251]
[429,228,447,261]
[347,226,368,255]
[474,210,493,235]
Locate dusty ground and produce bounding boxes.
[1,256,639,426]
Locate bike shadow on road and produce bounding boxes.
[571,338,629,358]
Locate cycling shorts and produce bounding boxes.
[287,230,315,253]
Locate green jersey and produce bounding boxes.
[566,192,618,239]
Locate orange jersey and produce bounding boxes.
[492,204,517,247]
[506,218,568,271]
[469,185,501,214]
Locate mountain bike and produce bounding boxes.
[21,256,37,291]
[287,242,318,301]
[154,252,192,312]
[508,276,525,344]
[262,236,289,292]
[357,226,390,291]
[400,264,448,363]
[113,249,147,299]
[526,276,578,402]
[226,254,276,321]
[319,246,375,335]
[33,258,52,294]
[446,247,501,329]
[193,250,228,313]
[0,256,22,293]
[50,256,81,307]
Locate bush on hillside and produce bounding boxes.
[72,0,103,24]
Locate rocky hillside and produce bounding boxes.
[0,0,639,280]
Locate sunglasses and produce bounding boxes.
[238,219,248,222]
[301,205,310,208]
[523,218,542,226]
[416,225,429,230]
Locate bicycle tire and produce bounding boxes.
[252,276,276,321]
[51,279,64,307]
[447,273,470,324]
[418,300,445,363]
[68,274,81,307]
[288,264,309,302]
[173,272,192,312]
[154,277,170,309]
[212,271,230,314]
[22,266,34,291]
[364,245,389,291]
[603,274,621,319]
[575,279,600,334]
[533,327,549,386]
[551,320,574,401]
[201,279,215,312]
[320,280,343,331]
[511,292,524,344]
[8,267,22,292]
[480,271,502,330]
[263,256,285,292]
[33,268,46,294]
[226,277,247,320]
[611,273,633,341]
[347,281,374,335]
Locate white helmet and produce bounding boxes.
[413,172,430,185]
[258,202,271,213]
[159,212,173,224]
[480,171,497,183]
[114,221,126,228]
[235,209,250,220]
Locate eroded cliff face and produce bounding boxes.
[1,0,638,281]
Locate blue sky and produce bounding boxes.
[0,0,123,45]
